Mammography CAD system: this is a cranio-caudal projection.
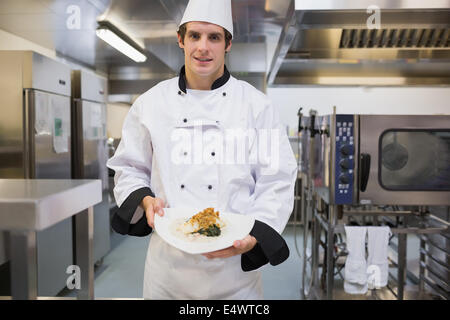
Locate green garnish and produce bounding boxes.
[194,224,221,237]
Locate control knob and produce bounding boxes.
[339,159,352,170]
[338,174,351,185]
[340,144,353,156]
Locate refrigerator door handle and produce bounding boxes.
[72,98,84,179]
[23,89,35,179]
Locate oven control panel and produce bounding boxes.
[335,115,355,204]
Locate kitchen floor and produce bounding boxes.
[57,224,304,299]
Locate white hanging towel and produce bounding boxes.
[367,226,392,289]
[344,226,368,294]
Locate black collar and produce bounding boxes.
[178,65,230,94]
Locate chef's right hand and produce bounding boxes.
[141,196,165,228]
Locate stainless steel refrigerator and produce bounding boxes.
[71,70,110,264]
[0,51,73,296]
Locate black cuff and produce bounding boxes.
[111,187,154,237]
[241,243,269,272]
[241,220,290,272]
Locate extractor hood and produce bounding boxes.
[268,0,450,86]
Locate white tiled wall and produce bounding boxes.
[267,86,450,133]
[0,28,56,58]
[107,103,131,139]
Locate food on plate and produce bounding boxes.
[177,207,226,237]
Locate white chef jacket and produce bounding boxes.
[107,66,298,299]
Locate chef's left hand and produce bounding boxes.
[202,235,257,259]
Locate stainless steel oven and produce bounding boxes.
[308,113,450,206]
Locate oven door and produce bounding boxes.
[359,115,450,205]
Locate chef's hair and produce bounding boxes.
[177,23,232,51]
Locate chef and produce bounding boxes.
[107,0,298,299]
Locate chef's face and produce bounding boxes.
[178,21,232,80]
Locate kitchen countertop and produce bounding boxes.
[0,179,102,231]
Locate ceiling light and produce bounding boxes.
[96,21,147,63]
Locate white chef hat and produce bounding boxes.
[178,0,233,38]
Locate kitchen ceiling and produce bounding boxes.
[268,0,450,86]
[0,0,292,97]
[0,0,449,91]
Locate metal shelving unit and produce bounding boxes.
[301,197,449,300]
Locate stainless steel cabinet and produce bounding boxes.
[71,70,110,264]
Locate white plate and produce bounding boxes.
[154,207,255,255]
